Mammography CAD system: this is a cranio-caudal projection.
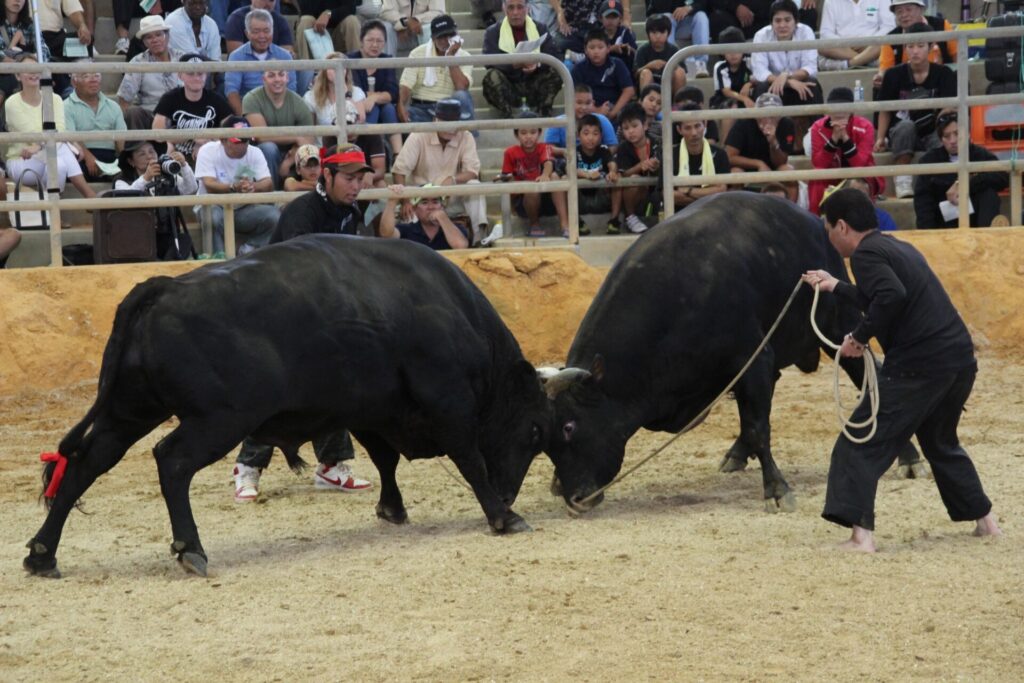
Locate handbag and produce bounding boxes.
[8,168,48,230]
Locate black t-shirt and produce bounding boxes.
[633,42,678,81]
[724,117,796,168]
[576,145,614,175]
[671,141,731,175]
[395,220,468,250]
[271,190,363,243]
[154,87,233,157]
[878,63,956,137]
[616,133,662,176]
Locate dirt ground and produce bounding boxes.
[1,238,1022,681]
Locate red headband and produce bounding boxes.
[319,147,367,167]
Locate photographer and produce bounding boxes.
[115,141,199,195]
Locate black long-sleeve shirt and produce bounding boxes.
[913,143,1009,229]
[834,231,975,375]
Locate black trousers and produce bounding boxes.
[822,365,992,531]
[236,429,355,470]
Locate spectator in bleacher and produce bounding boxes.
[113,0,180,56]
[3,56,96,199]
[750,0,822,107]
[495,112,569,238]
[303,53,365,139]
[709,26,754,143]
[378,0,443,56]
[153,54,234,162]
[638,85,664,140]
[550,0,611,57]
[874,22,955,199]
[874,0,956,88]
[294,0,362,61]
[226,9,297,114]
[543,84,618,158]
[472,0,503,29]
[616,102,661,234]
[118,17,184,130]
[348,20,404,155]
[1,0,50,108]
[243,68,316,189]
[225,0,294,53]
[645,0,711,77]
[194,115,281,254]
[481,0,563,119]
[598,1,638,73]
[284,143,321,191]
[166,0,220,62]
[380,184,471,248]
[913,112,1010,229]
[0,221,19,268]
[398,15,477,124]
[391,98,489,242]
[114,140,199,194]
[817,0,894,71]
[673,85,719,143]
[672,101,729,208]
[707,0,769,42]
[725,91,797,197]
[841,176,897,230]
[571,29,636,120]
[634,14,687,96]
[807,86,882,215]
[65,70,128,182]
[572,113,620,234]
[34,0,92,95]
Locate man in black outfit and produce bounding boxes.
[802,188,1001,552]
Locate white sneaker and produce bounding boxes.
[625,214,648,234]
[314,463,372,492]
[895,175,914,199]
[480,222,503,246]
[233,464,261,503]
[115,37,130,56]
[694,63,710,78]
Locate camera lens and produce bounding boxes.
[160,157,182,175]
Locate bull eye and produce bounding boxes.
[562,420,576,442]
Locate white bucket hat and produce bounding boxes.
[137,16,171,39]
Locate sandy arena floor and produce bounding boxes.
[1,242,1022,681]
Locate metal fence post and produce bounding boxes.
[956,35,971,229]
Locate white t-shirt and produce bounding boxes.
[819,0,895,41]
[193,142,271,195]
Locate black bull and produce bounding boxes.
[24,236,549,578]
[542,194,921,513]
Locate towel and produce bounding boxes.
[678,138,717,187]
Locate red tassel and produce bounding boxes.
[40,452,68,499]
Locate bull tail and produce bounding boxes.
[282,447,310,475]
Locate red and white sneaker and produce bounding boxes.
[233,463,261,503]
[314,463,372,492]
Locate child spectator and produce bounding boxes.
[284,144,321,192]
[709,26,754,144]
[615,102,661,233]
[497,113,569,238]
[638,85,664,141]
[544,84,618,158]
[633,14,686,95]
[571,29,636,120]
[575,113,622,234]
[599,0,638,73]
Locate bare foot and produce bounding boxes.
[837,525,876,553]
[973,512,1002,537]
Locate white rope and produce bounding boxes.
[809,284,879,444]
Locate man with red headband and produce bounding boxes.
[233,142,375,502]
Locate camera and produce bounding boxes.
[158,154,182,176]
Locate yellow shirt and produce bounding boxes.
[398,42,475,102]
[390,131,480,185]
[4,92,67,161]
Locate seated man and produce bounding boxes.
[725,91,797,197]
[570,29,635,121]
[380,184,471,249]
[817,0,895,71]
[194,115,282,254]
[294,0,362,61]
[379,0,445,56]
[874,22,955,198]
[117,16,184,130]
[166,0,222,62]
[913,113,1009,229]
[807,87,882,215]
[391,99,489,242]
[481,0,563,119]
[153,54,234,163]
[398,15,477,124]
[672,102,729,208]
[65,70,127,182]
[242,69,316,189]
[874,0,956,88]
[225,0,294,53]
[225,9,297,115]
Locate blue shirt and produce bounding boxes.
[225,42,296,98]
[570,56,633,107]
[543,114,618,148]
[876,206,897,231]
[396,221,468,250]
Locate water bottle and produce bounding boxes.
[367,76,376,93]
[853,80,864,103]
[519,97,530,115]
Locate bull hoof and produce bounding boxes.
[550,474,563,498]
[764,491,797,514]
[718,454,748,473]
[178,552,208,578]
[492,513,532,534]
[376,502,408,525]
[23,540,61,578]
[897,461,931,480]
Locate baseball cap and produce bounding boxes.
[889,0,926,10]
[755,92,784,108]
[320,143,373,174]
[432,99,462,122]
[179,53,209,63]
[222,115,251,143]
[430,14,458,38]
[599,0,623,17]
[296,144,320,167]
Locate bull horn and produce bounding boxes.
[538,367,591,399]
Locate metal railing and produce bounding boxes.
[0,53,581,265]
[662,26,1024,224]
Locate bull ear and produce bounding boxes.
[589,354,605,384]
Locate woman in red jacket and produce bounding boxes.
[808,87,883,215]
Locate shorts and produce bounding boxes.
[513,193,558,218]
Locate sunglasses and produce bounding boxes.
[936,113,958,127]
